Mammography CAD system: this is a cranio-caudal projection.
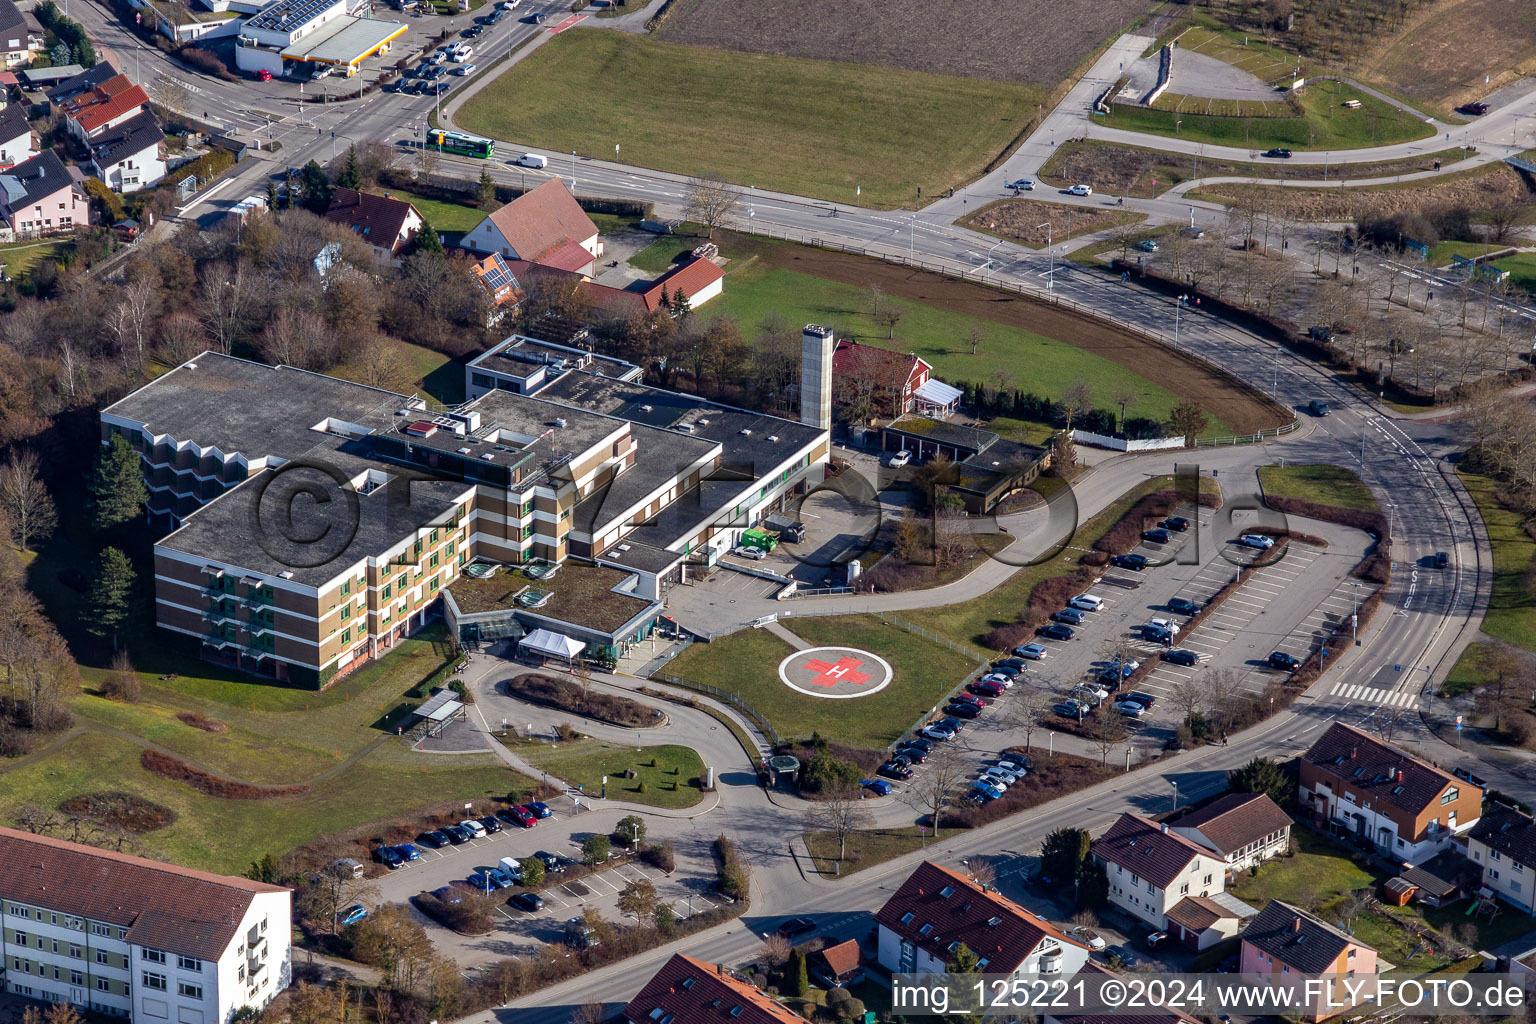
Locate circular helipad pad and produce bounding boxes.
[778,646,893,699]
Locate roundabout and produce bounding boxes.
[777,646,893,699]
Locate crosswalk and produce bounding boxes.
[1329,682,1418,709]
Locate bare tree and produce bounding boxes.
[1111,384,1139,433]
[759,933,792,967]
[151,75,191,116]
[1058,379,1093,430]
[900,742,967,834]
[569,1002,608,1024]
[1007,689,1051,751]
[1167,675,1208,728]
[259,306,331,369]
[967,324,984,356]
[965,856,998,889]
[684,176,741,239]
[0,450,56,551]
[1090,712,1128,766]
[198,262,248,355]
[156,310,208,366]
[807,781,875,863]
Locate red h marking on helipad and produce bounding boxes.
[802,656,871,688]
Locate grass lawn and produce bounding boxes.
[0,729,524,874]
[1441,643,1495,698]
[665,616,977,751]
[1459,469,1536,651]
[519,740,705,809]
[0,240,66,277]
[804,825,957,878]
[1231,828,1379,906]
[1427,240,1510,267]
[901,475,1217,654]
[1419,900,1536,952]
[394,338,464,405]
[628,232,698,274]
[1492,253,1536,294]
[372,186,486,234]
[1257,464,1377,511]
[1102,80,1434,151]
[704,233,1240,437]
[457,31,1046,209]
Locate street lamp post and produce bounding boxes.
[1174,293,1188,350]
[625,822,639,852]
[571,150,576,191]
[1388,503,1398,544]
[1170,780,1179,811]
[1348,581,1366,643]
[1037,222,1053,298]
[983,238,1004,281]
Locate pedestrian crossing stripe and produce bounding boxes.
[1329,682,1418,708]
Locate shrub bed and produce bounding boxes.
[412,889,496,935]
[505,673,664,729]
[58,791,176,832]
[176,711,227,733]
[140,750,310,799]
[938,751,1116,828]
[1093,487,1223,556]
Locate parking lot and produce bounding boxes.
[366,812,728,967]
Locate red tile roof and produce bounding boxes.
[470,252,523,306]
[536,236,597,274]
[1174,793,1293,855]
[61,74,147,135]
[324,187,421,255]
[814,938,861,978]
[640,256,723,310]
[1091,813,1216,889]
[484,177,597,264]
[0,826,287,961]
[833,338,928,390]
[623,953,806,1024]
[1303,722,1474,816]
[1164,895,1230,932]
[875,861,1085,974]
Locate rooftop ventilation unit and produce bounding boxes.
[768,435,779,442]
[457,447,471,455]
[739,428,752,436]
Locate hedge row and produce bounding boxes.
[504,673,663,729]
[139,750,310,799]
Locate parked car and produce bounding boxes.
[1167,597,1200,616]
[1038,623,1075,642]
[526,801,553,819]
[861,778,892,796]
[1123,691,1156,709]
[732,545,767,560]
[1144,930,1168,949]
[251,69,273,82]
[977,771,1011,792]
[1005,178,1035,191]
[459,818,488,838]
[1143,625,1174,644]
[510,805,539,828]
[431,886,462,904]
[340,904,368,926]
[443,825,472,844]
[478,815,503,834]
[778,917,816,939]
[920,722,957,741]
[997,755,1032,773]
[1069,595,1104,612]
[1067,184,1093,196]
[1162,516,1191,532]
[1108,945,1141,969]
[418,829,450,848]
[1052,608,1084,626]
[511,892,545,912]
[1142,527,1172,544]
[373,846,403,868]
[1071,927,1107,951]
[1239,533,1276,550]
[467,869,500,891]
[984,765,1023,784]
[971,679,1007,698]
[394,843,420,862]
[500,0,521,7]
[1163,648,1200,666]
[1115,700,1148,718]
[1262,148,1293,158]
[888,449,912,468]
[952,693,990,708]
[980,672,1017,688]
[993,657,1028,672]
[1112,554,1148,570]
[1134,239,1159,252]
[969,780,1004,801]
[901,737,935,754]
[1460,101,1490,115]
[1014,643,1049,660]
[1054,700,1089,719]
[896,746,929,764]
[1267,651,1301,671]
[534,850,564,871]
[945,702,982,719]
[878,759,914,780]
[1147,617,1181,635]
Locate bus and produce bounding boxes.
[424,129,495,159]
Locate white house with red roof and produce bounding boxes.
[461,178,602,275]
[323,187,424,258]
[624,953,807,1024]
[875,861,1091,977]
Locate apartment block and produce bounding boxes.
[0,827,291,1024]
[104,347,828,687]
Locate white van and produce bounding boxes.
[512,152,547,169]
[1069,594,1104,612]
[498,856,523,879]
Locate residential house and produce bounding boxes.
[87,109,165,192]
[43,62,117,109]
[0,0,39,67]
[810,939,863,989]
[1046,964,1201,1024]
[1239,900,1378,1022]
[875,861,1092,977]
[1299,722,1482,864]
[58,73,149,143]
[1161,894,1259,951]
[0,825,292,1023]
[1090,814,1232,939]
[0,150,86,238]
[1171,792,1294,876]
[832,338,932,419]
[622,953,806,1024]
[461,178,602,274]
[1466,802,1536,914]
[0,102,34,169]
[322,187,423,258]
[1383,851,1479,909]
[500,252,724,322]
[469,252,524,319]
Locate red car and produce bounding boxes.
[969,680,1006,698]
[952,693,990,708]
[251,69,272,82]
[500,805,537,828]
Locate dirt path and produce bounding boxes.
[736,229,1288,434]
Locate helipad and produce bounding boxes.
[777,647,893,699]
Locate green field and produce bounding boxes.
[1104,80,1434,151]
[520,740,705,809]
[375,187,486,234]
[665,616,977,750]
[901,475,1216,654]
[1257,464,1377,511]
[0,729,525,875]
[1492,253,1536,294]
[1460,469,1536,651]
[1427,241,1509,267]
[457,31,1046,209]
[0,240,67,277]
[1442,643,1495,698]
[629,232,698,274]
[704,234,1241,436]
